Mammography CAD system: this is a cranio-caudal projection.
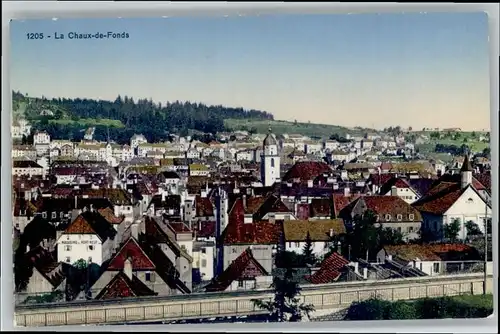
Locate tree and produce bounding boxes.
[444,219,461,242]
[349,211,380,261]
[465,220,482,239]
[302,232,316,266]
[252,266,315,322]
[378,227,405,246]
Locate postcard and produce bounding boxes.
[9,12,492,328]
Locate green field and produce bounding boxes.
[224,118,371,138]
[48,118,125,128]
[415,130,489,155]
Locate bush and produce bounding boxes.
[345,298,392,320]
[344,295,493,321]
[384,300,418,320]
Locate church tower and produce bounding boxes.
[460,153,473,189]
[261,128,280,187]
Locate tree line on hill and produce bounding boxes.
[13,91,273,144]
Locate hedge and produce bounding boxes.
[345,294,493,320]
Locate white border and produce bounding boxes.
[1,2,498,332]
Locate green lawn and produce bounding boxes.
[48,118,125,128]
[224,118,369,138]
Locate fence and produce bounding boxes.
[15,273,493,327]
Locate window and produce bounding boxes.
[409,226,414,233]
[238,280,244,288]
[201,248,206,254]
[145,272,151,281]
[232,248,237,254]
[409,214,414,221]
[433,263,440,273]
[66,235,70,240]
[65,257,71,263]
[65,245,72,251]
[385,214,391,221]
[60,212,64,218]
[201,259,207,268]
[42,212,47,219]
[88,245,94,251]
[397,214,402,221]
[295,242,300,248]
[88,257,92,263]
[52,212,57,219]
[271,158,275,167]
[397,227,402,233]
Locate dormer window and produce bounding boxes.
[409,214,414,221]
[42,212,47,219]
[467,198,473,203]
[385,214,391,221]
[52,212,57,219]
[397,214,403,221]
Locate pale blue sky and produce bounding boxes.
[10,12,491,130]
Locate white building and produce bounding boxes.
[377,243,483,277]
[130,134,148,150]
[192,241,215,281]
[34,131,50,146]
[413,156,492,241]
[12,119,32,139]
[56,213,116,266]
[12,160,44,177]
[305,141,323,155]
[282,220,345,257]
[260,128,280,187]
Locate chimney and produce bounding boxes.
[390,186,397,196]
[161,191,166,202]
[363,267,368,279]
[74,196,78,209]
[307,180,313,188]
[344,187,350,196]
[353,262,359,275]
[242,194,247,210]
[124,257,133,280]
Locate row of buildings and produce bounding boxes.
[12,126,492,304]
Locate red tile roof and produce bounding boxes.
[332,194,360,218]
[195,196,214,217]
[282,161,332,183]
[64,215,97,235]
[306,252,349,284]
[221,199,281,245]
[367,173,396,187]
[107,237,156,271]
[195,220,216,238]
[97,207,124,225]
[359,196,422,221]
[431,174,486,192]
[473,172,491,192]
[95,271,157,300]
[383,243,479,262]
[168,222,192,234]
[412,183,465,215]
[205,248,268,292]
